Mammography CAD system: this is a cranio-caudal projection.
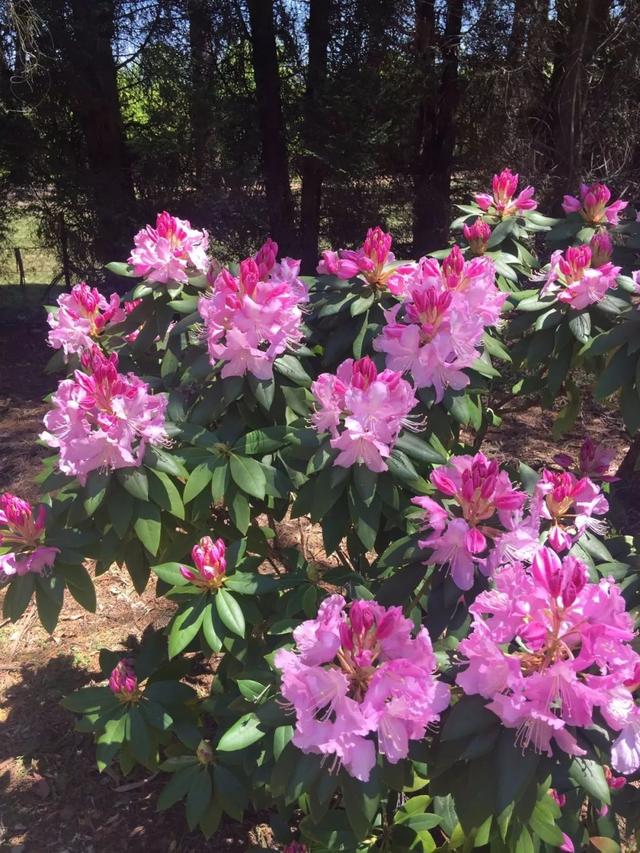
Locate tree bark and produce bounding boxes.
[299,0,331,273]
[247,0,297,255]
[187,0,216,189]
[412,0,464,255]
[67,0,136,262]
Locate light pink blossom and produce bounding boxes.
[562,182,628,225]
[474,169,537,218]
[0,493,58,580]
[458,552,640,764]
[317,226,415,295]
[274,595,448,781]
[47,283,126,357]
[199,240,308,379]
[310,356,417,472]
[180,536,226,588]
[534,468,608,551]
[40,347,168,485]
[129,211,209,284]
[540,245,620,310]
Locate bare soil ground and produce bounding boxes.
[0,299,633,851]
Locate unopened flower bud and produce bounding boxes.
[196,739,214,765]
[108,658,139,701]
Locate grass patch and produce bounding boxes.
[0,212,59,286]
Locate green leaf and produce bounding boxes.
[83,471,110,516]
[3,573,35,621]
[62,686,116,713]
[229,454,267,500]
[58,564,96,612]
[202,602,223,652]
[486,217,516,248]
[157,765,199,811]
[186,768,212,829]
[212,765,247,820]
[168,596,207,658]
[515,826,534,853]
[569,755,610,804]
[441,696,498,741]
[215,588,245,637]
[116,468,149,501]
[148,470,184,519]
[275,354,311,386]
[133,501,162,556]
[233,427,289,455]
[341,770,381,840]
[105,261,137,277]
[495,730,539,814]
[129,706,152,765]
[107,487,134,537]
[150,561,189,586]
[35,575,64,633]
[568,310,592,343]
[529,800,564,845]
[228,488,250,533]
[183,462,214,503]
[217,712,266,751]
[210,458,230,501]
[353,464,377,507]
[395,433,447,464]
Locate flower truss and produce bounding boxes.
[533,468,609,551]
[108,658,140,703]
[41,347,168,485]
[540,242,620,310]
[554,437,617,483]
[275,595,449,781]
[462,218,492,255]
[199,239,308,379]
[129,211,209,283]
[562,182,628,226]
[180,536,226,589]
[457,549,640,773]
[317,226,415,295]
[474,168,537,218]
[0,493,58,579]
[47,283,126,358]
[310,356,417,472]
[374,245,506,401]
[412,452,528,590]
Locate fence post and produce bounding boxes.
[14,248,26,289]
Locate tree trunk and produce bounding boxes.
[247,0,297,255]
[67,0,136,262]
[187,0,216,189]
[299,0,331,273]
[412,0,464,256]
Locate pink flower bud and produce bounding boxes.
[254,237,278,278]
[463,218,492,254]
[431,468,458,497]
[465,527,487,554]
[589,232,613,268]
[351,356,378,390]
[239,258,260,294]
[188,536,227,588]
[559,555,587,607]
[350,600,375,634]
[108,658,138,700]
[549,788,567,808]
[363,226,392,266]
[532,547,563,597]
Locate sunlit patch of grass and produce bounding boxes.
[0,212,58,286]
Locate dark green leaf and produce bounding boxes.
[215,588,245,637]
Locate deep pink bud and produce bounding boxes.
[465,527,487,554]
[108,658,138,700]
[532,548,563,597]
[188,536,227,587]
[589,232,613,268]
[239,258,260,294]
[442,245,465,287]
[559,555,587,606]
[254,237,278,278]
[549,789,567,808]
[363,226,392,266]
[431,468,458,497]
[350,600,376,634]
[0,493,33,529]
[463,218,491,254]
[351,356,378,390]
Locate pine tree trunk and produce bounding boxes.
[247,0,297,255]
[187,0,216,190]
[299,0,331,273]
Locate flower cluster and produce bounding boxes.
[180,536,226,588]
[562,182,627,225]
[374,245,506,401]
[317,226,414,294]
[47,283,126,358]
[412,452,528,590]
[275,595,449,781]
[0,493,58,580]
[129,211,209,284]
[108,658,139,702]
[457,549,640,772]
[199,239,308,380]
[533,468,609,551]
[474,168,537,218]
[462,218,492,254]
[41,347,168,485]
[540,241,620,310]
[310,356,417,472]
[554,437,617,482]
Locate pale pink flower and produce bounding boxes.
[199,240,308,380]
[458,553,640,764]
[40,348,168,485]
[129,211,209,284]
[0,493,58,580]
[310,357,417,472]
[180,536,226,588]
[540,245,620,310]
[554,437,617,482]
[474,168,537,218]
[47,283,126,357]
[562,182,628,225]
[317,226,415,295]
[462,218,492,254]
[108,658,139,701]
[534,468,608,551]
[274,595,448,781]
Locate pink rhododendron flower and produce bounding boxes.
[474,169,537,218]
[0,493,58,580]
[47,283,126,358]
[108,658,139,702]
[199,240,308,379]
[129,211,209,284]
[412,453,527,589]
[374,246,505,401]
[457,551,640,764]
[317,226,415,295]
[40,347,168,485]
[462,218,492,254]
[540,245,620,310]
[274,595,448,781]
[180,536,226,588]
[562,182,627,225]
[533,468,608,551]
[554,437,617,482]
[310,356,417,472]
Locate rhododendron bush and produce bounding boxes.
[2,182,640,851]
